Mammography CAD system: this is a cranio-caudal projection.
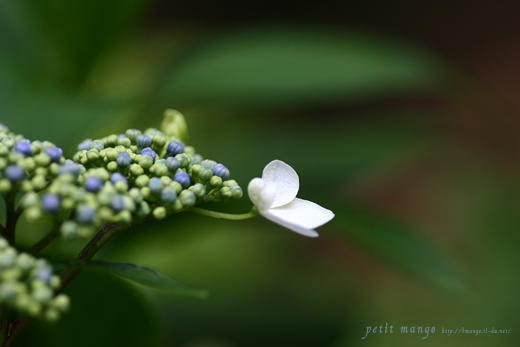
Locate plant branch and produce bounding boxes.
[188,206,258,220]
[26,227,60,256]
[3,216,150,346]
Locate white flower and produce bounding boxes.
[248,160,334,237]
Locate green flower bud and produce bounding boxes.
[141,187,152,200]
[179,190,196,207]
[25,207,42,222]
[105,148,118,161]
[197,166,213,183]
[98,207,114,220]
[34,167,47,176]
[153,206,167,220]
[61,221,78,239]
[77,226,94,238]
[0,158,7,170]
[16,253,35,271]
[152,134,167,148]
[128,188,143,203]
[139,155,153,170]
[106,134,118,147]
[0,248,17,267]
[21,192,39,209]
[175,154,190,168]
[223,179,238,187]
[114,181,128,193]
[21,180,33,192]
[230,185,243,199]
[18,157,36,171]
[137,201,150,216]
[161,109,189,143]
[169,181,182,194]
[219,186,232,199]
[62,198,75,210]
[52,294,70,312]
[49,275,61,290]
[135,175,150,187]
[0,179,11,194]
[149,163,168,177]
[87,149,100,163]
[26,300,42,317]
[116,210,132,224]
[32,286,53,303]
[129,164,144,176]
[107,161,118,172]
[189,183,206,198]
[43,308,60,323]
[32,175,47,190]
[118,137,131,148]
[209,175,222,189]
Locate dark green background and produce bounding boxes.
[2,0,519,346]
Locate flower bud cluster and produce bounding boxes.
[0,123,65,197]
[18,119,243,239]
[0,237,69,322]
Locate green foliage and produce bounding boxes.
[59,260,208,298]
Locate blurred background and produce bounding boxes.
[2,0,520,346]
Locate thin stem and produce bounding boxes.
[189,207,258,220]
[26,227,60,256]
[0,309,10,344]
[4,216,150,346]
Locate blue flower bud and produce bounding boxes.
[141,147,157,160]
[166,157,180,171]
[13,140,32,156]
[174,171,190,188]
[110,173,128,185]
[84,176,102,192]
[136,134,151,148]
[110,195,125,212]
[45,147,63,163]
[41,194,61,214]
[5,165,25,182]
[35,266,53,285]
[213,164,230,181]
[148,177,162,195]
[116,152,131,169]
[160,186,177,203]
[125,129,142,142]
[89,140,104,151]
[77,205,96,224]
[166,141,184,156]
[77,139,92,151]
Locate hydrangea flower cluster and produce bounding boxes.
[0,123,65,197]
[0,237,69,322]
[18,116,242,239]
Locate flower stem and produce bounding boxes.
[26,227,60,256]
[188,207,258,220]
[3,216,151,346]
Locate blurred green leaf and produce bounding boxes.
[16,270,162,347]
[329,203,469,293]
[157,25,444,110]
[61,260,209,299]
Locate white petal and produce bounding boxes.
[260,198,334,237]
[261,160,299,208]
[247,178,276,212]
[247,178,265,206]
[267,198,335,229]
[262,210,320,237]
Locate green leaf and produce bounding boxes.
[60,260,209,299]
[329,203,469,293]
[157,24,444,110]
